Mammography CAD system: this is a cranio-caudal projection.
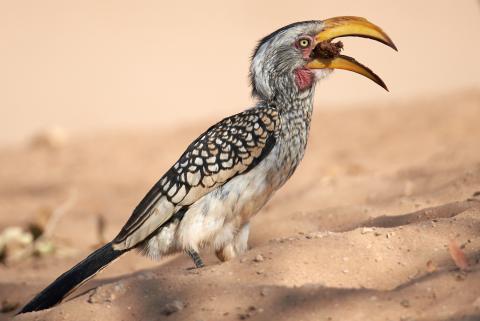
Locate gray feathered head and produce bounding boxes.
[249,17,397,101]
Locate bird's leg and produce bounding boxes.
[234,223,250,256]
[186,249,205,268]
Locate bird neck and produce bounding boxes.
[256,85,316,187]
[265,85,315,122]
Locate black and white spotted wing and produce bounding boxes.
[113,106,280,250]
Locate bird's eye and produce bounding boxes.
[297,38,311,49]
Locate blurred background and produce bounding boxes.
[1,2,480,320]
[1,0,479,145]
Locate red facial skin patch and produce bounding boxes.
[294,67,314,91]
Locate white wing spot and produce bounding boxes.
[206,156,216,164]
[186,170,201,186]
[167,184,177,197]
[171,185,187,203]
[220,153,229,160]
[222,159,233,168]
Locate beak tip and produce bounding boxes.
[382,36,397,51]
[389,41,398,52]
[375,76,389,91]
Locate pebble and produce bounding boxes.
[386,232,395,239]
[254,254,264,262]
[400,299,410,308]
[238,306,259,319]
[260,287,269,297]
[87,282,126,304]
[361,227,375,234]
[162,300,184,315]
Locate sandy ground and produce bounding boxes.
[0,89,480,321]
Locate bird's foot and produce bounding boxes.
[215,245,236,262]
[186,249,205,268]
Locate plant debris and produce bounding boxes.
[312,40,344,59]
[0,227,34,264]
[0,190,77,264]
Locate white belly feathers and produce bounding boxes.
[141,145,285,259]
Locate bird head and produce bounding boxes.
[250,17,397,102]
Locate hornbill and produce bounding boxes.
[19,16,396,314]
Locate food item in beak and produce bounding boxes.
[312,41,344,59]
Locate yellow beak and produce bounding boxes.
[306,16,397,91]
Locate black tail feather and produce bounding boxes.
[18,242,124,314]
